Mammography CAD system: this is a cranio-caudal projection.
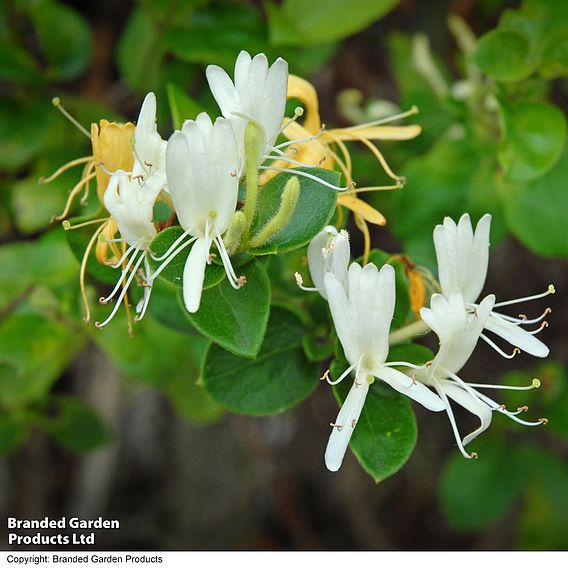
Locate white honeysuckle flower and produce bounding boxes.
[434,213,554,358]
[206,50,348,191]
[96,169,166,328]
[295,226,350,299]
[132,92,167,183]
[160,112,242,313]
[206,50,288,172]
[415,289,546,459]
[323,262,445,472]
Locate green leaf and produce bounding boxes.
[148,226,225,290]
[0,242,34,311]
[166,83,205,129]
[0,313,85,407]
[248,168,339,255]
[202,306,318,415]
[117,9,164,92]
[28,0,91,80]
[503,142,568,257]
[41,396,111,453]
[439,438,524,530]
[267,0,399,46]
[473,29,534,82]
[0,414,27,456]
[332,362,417,482]
[517,445,568,550]
[164,4,266,68]
[539,26,568,78]
[387,343,433,366]
[0,42,39,83]
[183,260,270,359]
[301,334,334,362]
[392,135,504,268]
[499,101,566,181]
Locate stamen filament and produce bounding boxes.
[111,244,136,268]
[259,166,350,191]
[294,272,318,292]
[96,252,146,328]
[480,334,521,359]
[340,106,419,131]
[100,249,142,304]
[79,222,108,322]
[52,171,97,221]
[434,380,475,459]
[150,235,197,281]
[493,286,555,308]
[52,97,91,138]
[62,216,107,230]
[214,234,242,289]
[151,231,191,261]
[326,364,355,386]
[40,156,93,184]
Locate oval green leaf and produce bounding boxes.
[474,29,534,82]
[202,306,318,415]
[182,260,270,359]
[499,101,566,181]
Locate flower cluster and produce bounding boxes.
[46,50,417,332]
[45,49,553,475]
[298,214,553,470]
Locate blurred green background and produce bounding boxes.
[1,0,568,550]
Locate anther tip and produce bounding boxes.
[52,96,61,107]
[62,220,71,230]
[539,418,549,425]
[94,321,102,328]
[294,272,304,286]
[532,378,541,389]
[548,284,556,294]
[98,297,108,304]
[470,452,478,459]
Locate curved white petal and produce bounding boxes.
[485,313,549,357]
[434,213,491,304]
[307,226,350,298]
[166,131,194,231]
[441,382,493,445]
[421,291,495,378]
[324,272,357,365]
[134,92,166,178]
[325,379,369,472]
[375,366,445,411]
[206,65,239,117]
[182,236,211,313]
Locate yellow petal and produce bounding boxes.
[328,124,422,142]
[91,120,135,200]
[338,194,387,226]
[287,75,321,134]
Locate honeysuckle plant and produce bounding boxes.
[43,48,554,484]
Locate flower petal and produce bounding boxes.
[485,313,549,358]
[375,366,445,411]
[441,382,492,445]
[325,379,370,472]
[182,236,211,313]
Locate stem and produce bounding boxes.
[388,319,430,345]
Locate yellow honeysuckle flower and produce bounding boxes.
[265,75,421,262]
[42,96,166,333]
